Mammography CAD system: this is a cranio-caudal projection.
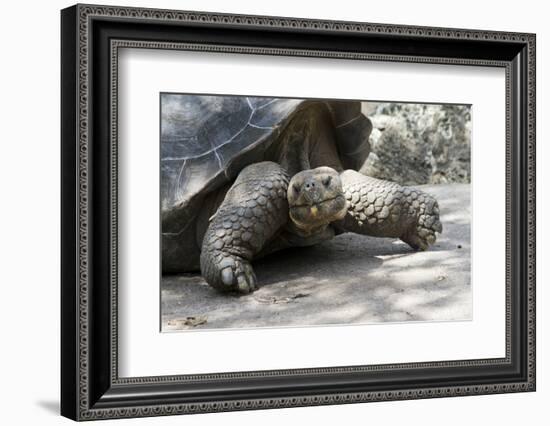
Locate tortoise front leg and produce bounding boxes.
[336,170,442,250]
[200,161,289,294]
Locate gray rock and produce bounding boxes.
[361,103,471,185]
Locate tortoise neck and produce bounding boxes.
[273,103,343,176]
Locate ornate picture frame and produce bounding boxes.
[61,3,535,420]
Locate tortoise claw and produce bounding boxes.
[401,195,442,251]
[205,253,258,294]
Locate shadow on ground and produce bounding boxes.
[162,184,471,331]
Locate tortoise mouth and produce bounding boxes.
[289,194,347,230]
[290,195,343,209]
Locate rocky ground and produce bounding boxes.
[161,183,471,331]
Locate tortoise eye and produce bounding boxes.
[293,184,301,194]
[322,176,332,187]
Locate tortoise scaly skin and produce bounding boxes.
[200,162,289,293]
[337,170,442,250]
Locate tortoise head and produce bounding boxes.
[287,167,348,232]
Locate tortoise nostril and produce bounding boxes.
[305,181,315,190]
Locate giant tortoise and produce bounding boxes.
[161,95,442,294]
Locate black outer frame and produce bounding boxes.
[61,4,536,421]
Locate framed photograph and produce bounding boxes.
[61,3,536,421]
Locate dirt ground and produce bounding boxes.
[161,183,471,331]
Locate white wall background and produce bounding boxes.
[0,0,546,424]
